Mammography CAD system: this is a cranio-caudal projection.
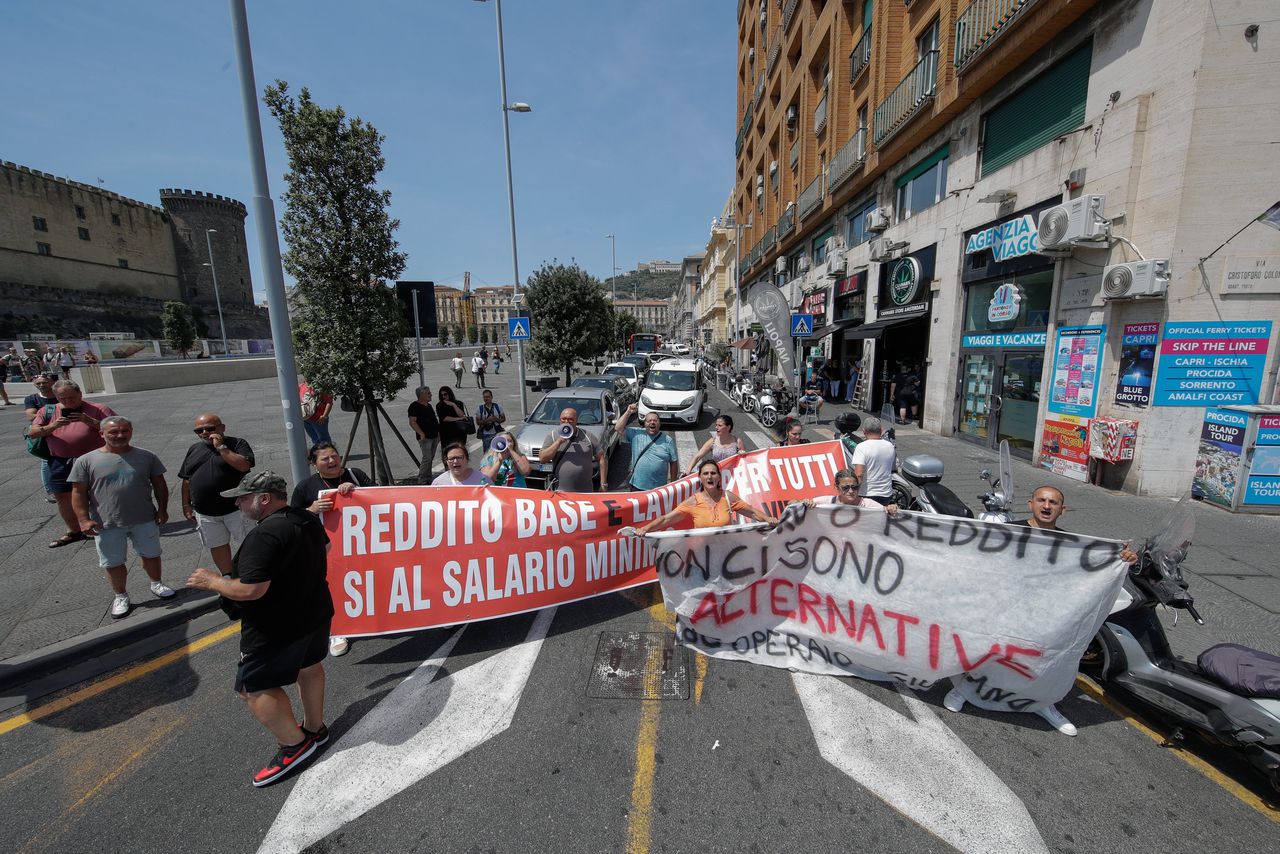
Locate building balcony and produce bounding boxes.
[789,138,799,171]
[767,38,781,77]
[777,204,795,237]
[827,127,867,193]
[797,172,823,220]
[850,28,872,83]
[762,225,777,253]
[752,74,765,111]
[954,0,1039,71]
[735,102,753,156]
[814,93,828,135]
[872,49,939,147]
[782,0,799,33]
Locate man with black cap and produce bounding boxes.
[186,470,333,788]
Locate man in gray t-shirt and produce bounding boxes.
[69,416,175,619]
[537,407,606,492]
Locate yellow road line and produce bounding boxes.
[0,622,240,737]
[626,645,663,854]
[1075,674,1279,823]
[694,654,707,705]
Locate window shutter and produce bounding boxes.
[981,41,1092,178]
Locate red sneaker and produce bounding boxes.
[252,735,317,788]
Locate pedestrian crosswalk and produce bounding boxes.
[744,430,774,451]
[673,429,702,473]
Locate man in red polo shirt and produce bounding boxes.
[28,380,117,548]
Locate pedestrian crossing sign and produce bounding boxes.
[790,313,814,337]
[508,318,531,340]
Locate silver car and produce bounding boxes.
[512,387,621,488]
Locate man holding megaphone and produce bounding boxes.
[537,408,605,492]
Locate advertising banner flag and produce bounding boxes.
[746,282,796,377]
[324,441,849,637]
[1114,323,1159,407]
[651,504,1129,713]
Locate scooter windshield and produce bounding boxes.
[879,403,897,444]
[1143,496,1195,599]
[997,439,1015,509]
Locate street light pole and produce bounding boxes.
[605,233,616,303]
[203,229,229,356]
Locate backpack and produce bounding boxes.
[300,386,318,420]
[25,404,56,461]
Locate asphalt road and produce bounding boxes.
[1,369,1277,853]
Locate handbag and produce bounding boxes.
[24,404,55,461]
[456,404,476,435]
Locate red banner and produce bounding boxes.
[324,441,850,637]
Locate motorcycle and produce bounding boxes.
[975,440,1016,523]
[834,407,936,513]
[1083,499,1280,792]
[758,379,796,429]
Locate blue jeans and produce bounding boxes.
[303,418,332,446]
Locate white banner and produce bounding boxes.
[650,504,1128,713]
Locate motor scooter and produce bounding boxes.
[975,440,1016,523]
[833,406,956,513]
[1083,499,1280,792]
[757,379,795,428]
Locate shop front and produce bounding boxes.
[955,202,1057,458]
[854,245,935,414]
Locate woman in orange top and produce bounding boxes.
[636,460,777,533]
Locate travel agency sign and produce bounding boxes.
[965,214,1039,261]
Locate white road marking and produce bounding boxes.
[744,430,773,452]
[257,608,556,854]
[793,674,1049,854]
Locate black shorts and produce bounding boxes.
[235,623,330,694]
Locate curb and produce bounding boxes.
[0,590,222,695]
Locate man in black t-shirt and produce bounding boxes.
[407,386,440,484]
[187,470,333,788]
[178,413,254,575]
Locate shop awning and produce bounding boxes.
[732,337,757,349]
[810,319,859,339]
[843,315,921,339]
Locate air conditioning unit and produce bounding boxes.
[823,236,844,256]
[775,257,788,274]
[1102,259,1170,300]
[827,252,847,276]
[786,105,799,129]
[869,237,896,262]
[797,255,811,273]
[1037,195,1107,250]
[865,208,890,232]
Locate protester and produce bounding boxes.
[1014,487,1139,564]
[797,384,824,419]
[291,442,373,516]
[687,414,745,474]
[538,407,605,492]
[636,460,776,533]
[69,416,174,618]
[889,362,922,425]
[298,377,333,446]
[433,443,490,486]
[25,373,68,501]
[851,417,896,507]
[186,471,333,787]
[780,419,809,447]
[56,345,76,380]
[29,380,117,547]
[614,404,678,491]
[805,467,898,514]
[450,352,465,388]
[481,431,532,487]
[476,389,505,452]
[178,412,254,577]
[472,351,487,389]
[408,386,440,484]
[436,386,469,464]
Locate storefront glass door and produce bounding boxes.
[957,351,1042,457]
[958,354,996,441]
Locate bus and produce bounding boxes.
[629,333,662,354]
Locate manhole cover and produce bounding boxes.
[586,631,689,700]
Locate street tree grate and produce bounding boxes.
[586,631,689,700]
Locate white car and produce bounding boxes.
[667,343,691,356]
[602,361,641,392]
[638,358,705,425]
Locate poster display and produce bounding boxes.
[1244,415,1280,506]
[651,504,1128,713]
[1039,415,1090,482]
[1047,325,1105,419]
[1114,323,1158,407]
[1193,408,1247,508]
[324,441,847,638]
[96,339,161,361]
[1153,321,1272,406]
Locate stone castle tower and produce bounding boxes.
[159,189,254,309]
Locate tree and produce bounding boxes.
[161,301,197,358]
[612,308,641,354]
[467,324,479,345]
[525,262,612,384]
[452,325,464,348]
[265,80,415,484]
[708,341,731,366]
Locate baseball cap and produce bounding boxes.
[220,469,288,498]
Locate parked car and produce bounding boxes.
[602,361,641,392]
[646,351,673,368]
[638,358,705,426]
[667,343,691,356]
[570,375,637,408]
[512,387,621,488]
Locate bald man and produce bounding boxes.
[537,407,606,492]
[1017,485,1068,530]
[178,412,255,574]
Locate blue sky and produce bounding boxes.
[2,1,734,299]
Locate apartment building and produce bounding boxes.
[735,0,1280,501]
[612,298,670,333]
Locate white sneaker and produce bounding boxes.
[329,636,349,657]
[149,581,176,599]
[111,593,131,618]
[942,688,966,712]
[1036,704,1078,737]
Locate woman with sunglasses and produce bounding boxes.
[685,414,746,475]
[806,467,898,514]
[636,460,776,534]
[436,386,469,465]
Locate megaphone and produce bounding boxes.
[558,423,575,441]
[491,435,509,453]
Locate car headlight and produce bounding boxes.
[678,395,695,407]
[641,394,653,406]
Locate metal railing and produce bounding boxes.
[767,38,781,76]
[789,138,799,170]
[782,0,799,33]
[777,205,795,237]
[762,225,777,253]
[873,49,939,146]
[955,0,1037,70]
[753,74,765,111]
[827,127,867,192]
[814,93,828,134]
[735,101,753,156]
[850,28,872,82]
[798,172,824,220]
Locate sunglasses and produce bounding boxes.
[193,426,219,434]
[838,483,860,492]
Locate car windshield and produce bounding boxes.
[604,366,634,378]
[646,370,696,391]
[623,357,647,369]
[571,378,613,390]
[529,397,604,425]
